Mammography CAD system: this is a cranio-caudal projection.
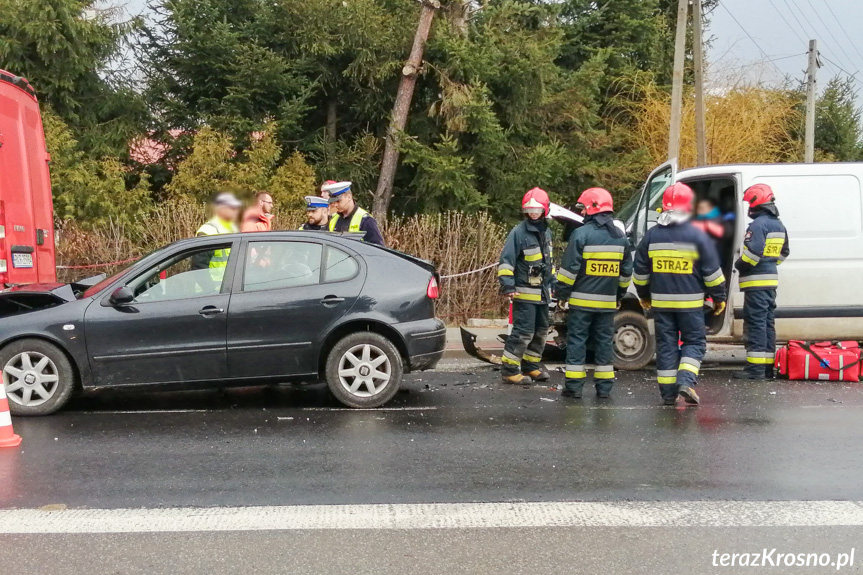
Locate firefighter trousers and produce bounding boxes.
[743,289,777,375]
[564,310,616,395]
[654,310,706,401]
[501,301,549,376]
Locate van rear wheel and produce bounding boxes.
[613,311,655,370]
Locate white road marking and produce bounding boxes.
[78,409,214,414]
[301,406,437,412]
[1,501,862,533]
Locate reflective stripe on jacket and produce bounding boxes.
[195,217,238,279]
[735,212,789,291]
[554,215,633,312]
[329,207,369,233]
[633,220,727,311]
[497,219,553,305]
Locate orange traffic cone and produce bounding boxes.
[0,377,21,448]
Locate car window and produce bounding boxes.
[244,241,322,292]
[324,246,358,283]
[130,244,231,303]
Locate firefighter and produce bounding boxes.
[634,183,727,406]
[324,181,386,246]
[300,196,330,230]
[733,183,790,379]
[555,188,632,399]
[497,187,554,384]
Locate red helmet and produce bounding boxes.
[661,182,695,213]
[522,187,550,217]
[577,187,613,215]
[743,183,775,207]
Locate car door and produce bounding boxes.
[84,240,237,386]
[226,238,365,379]
[629,159,677,247]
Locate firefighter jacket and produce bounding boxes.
[554,214,633,312]
[734,208,789,291]
[497,218,554,305]
[633,219,727,311]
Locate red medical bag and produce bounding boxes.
[775,340,862,382]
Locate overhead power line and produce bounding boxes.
[719,3,786,77]
[768,0,805,44]
[805,0,859,77]
[825,2,863,64]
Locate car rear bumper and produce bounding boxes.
[398,317,446,371]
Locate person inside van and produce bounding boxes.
[693,198,733,266]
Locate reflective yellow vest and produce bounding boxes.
[329,207,369,235]
[196,217,238,279]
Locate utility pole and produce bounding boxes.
[692,0,707,165]
[804,39,819,163]
[372,0,440,223]
[668,0,689,162]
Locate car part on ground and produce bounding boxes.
[460,307,655,371]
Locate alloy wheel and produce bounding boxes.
[338,343,391,397]
[4,351,60,407]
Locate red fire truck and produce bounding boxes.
[0,70,55,284]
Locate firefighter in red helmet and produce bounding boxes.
[554,188,632,398]
[633,183,727,405]
[497,187,554,384]
[734,183,790,379]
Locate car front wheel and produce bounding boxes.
[325,332,403,408]
[0,338,77,416]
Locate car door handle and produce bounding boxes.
[198,306,225,316]
[320,296,345,306]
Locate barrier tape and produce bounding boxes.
[56,257,140,270]
[440,262,497,280]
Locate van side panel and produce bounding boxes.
[744,172,863,340]
[0,75,55,284]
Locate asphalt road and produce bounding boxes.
[2,363,863,574]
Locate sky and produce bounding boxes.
[707,0,863,91]
[116,0,863,92]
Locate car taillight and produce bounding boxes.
[427,276,440,299]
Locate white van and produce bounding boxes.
[611,160,863,369]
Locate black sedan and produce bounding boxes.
[0,231,446,415]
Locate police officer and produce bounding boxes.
[324,181,386,246]
[300,195,330,230]
[497,187,554,384]
[191,191,241,282]
[555,188,632,399]
[634,183,727,405]
[733,184,790,379]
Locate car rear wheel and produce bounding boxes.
[1,339,77,416]
[613,310,655,371]
[325,332,403,408]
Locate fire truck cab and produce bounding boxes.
[0,70,55,285]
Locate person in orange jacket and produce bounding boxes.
[241,192,274,232]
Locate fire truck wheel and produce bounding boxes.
[0,339,77,416]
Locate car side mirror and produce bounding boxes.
[110,286,135,306]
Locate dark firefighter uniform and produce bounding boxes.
[555,206,632,398]
[634,190,727,404]
[498,195,554,382]
[735,184,789,378]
